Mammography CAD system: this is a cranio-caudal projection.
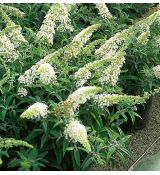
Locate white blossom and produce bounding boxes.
[0,32,18,62]
[99,52,126,86]
[74,68,91,87]
[93,94,146,108]
[153,65,160,79]
[64,120,91,152]
[20,102,48,119]
[36,4,73,46]
[137,30,150,45]
[37,63,57,85]
[5,22,27,48]
[0,4,25,18]
[63,24,101,61]
[95,3,112,20]
[95,29,129,59]
[18,87,28,97]
[55,86,102,117]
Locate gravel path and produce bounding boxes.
[125,93,160,170]
[91,94,160,171]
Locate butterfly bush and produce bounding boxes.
[153,65,160,79]
[18,24,100,86]
[55,86,102,117]
[20,102,48,120]
[36,3,73,46]
[0,137,33,149]
[0,31,18,62]
[95,3,112,20]
[93,94,147,108]
[64,120,91,152]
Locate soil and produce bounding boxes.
[91,94,160,171]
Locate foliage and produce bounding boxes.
[0,3,160,171]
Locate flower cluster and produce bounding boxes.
[55,86,102,117]
[137,30,150,45]
[74,51,125,87]
[0,32,18,62]
[56,4,74,32]
[18,61,56,86]
[18,87,28,97]
[36,4,73,46]
[0,4,25,18]
[5,22,27,48]
[95,3,112,20]
[99,51,126,85]
[153,65,160,79]
[95,28,130,59]
[20,102,48,119]
[63,24,101,61]
[64,120,91,152]
[37,63,57,85]
[93,94,146,108]
[74,68,92,87]
[19,24,100,86]
[0,137,33,149]
[18,64,39,86]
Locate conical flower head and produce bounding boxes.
[20,102,48,120]
[64,120,91,152]
[37,63,57,85]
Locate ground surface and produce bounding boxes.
[92,94,160,171]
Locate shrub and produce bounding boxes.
[0,3,160,171]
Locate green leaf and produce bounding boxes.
[81,157,93,171]
[74,149,80,167]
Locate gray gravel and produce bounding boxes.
[91,94,160,171]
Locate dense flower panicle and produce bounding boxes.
[18,61,56,86]
[18,64,39,86]
[36,4,73,46]
[95,29,129,59]
[56,4,74,32]
[75,51,125,87]
[95,3,112,20]
[18,87,28,97]
[55,86,102,117]
[0,137,33,149]
[64,120,91,152]
[153,65,160,79]
[0,32,18,62]
[5,23,27,48]
[0,4,25,17]
[99,52,126,86]
[20,102,48,119]
[74,56,112,87]
[74,68,92,87]
[93,94,146,108]
[37,63,57,85]
[18,49,63,86]
[137,30,150,45]
[63,24,101,61]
